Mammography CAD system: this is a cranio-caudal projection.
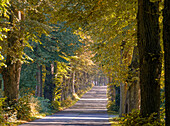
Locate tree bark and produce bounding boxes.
[68,70,72,96]
[163,0,170,125]
[108,76,115,102]
[44,64,55,102]
[36,63,41,97]
[0,80,2,89]
[40,65,43,97]
[115,86,120,107]
[125,46,140,114]
[35,64,43,97]
[2,4,22,102]
[138,0,161,118]
[72,70,75,94]
[2,60,21,102]
[75,72,79,93]
[119,41,125,116]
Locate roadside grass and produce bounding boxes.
[60,85,94,110]
[109,116,122,126]
[108,111,122,126]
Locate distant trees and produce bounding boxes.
[54,0,169,122]
[18,21,103,107]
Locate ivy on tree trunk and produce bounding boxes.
[2,4,23,102]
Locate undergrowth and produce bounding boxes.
[110,110,165,126]
[0,85,93,126]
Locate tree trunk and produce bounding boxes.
[36,63,41,97]
[124,46,140,114]
[61,75,66,101]
[108,76,115,102]
[0,80,2,89]
[75,72,78,93]
[65,76,68,100]
[72,70,75,94]
[36,64,43,97]
[68,71,72,96]
[138,0,161,118]
[97,74,99,86]
[95,75,97,86]
[2,4,22,102]
[44,64,55,102]
[40,65,43,97]
[115,86,120,107]
[119,41,125,116]
[163,0,170,125]
[2,60,21,102]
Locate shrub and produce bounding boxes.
[121,110,165,126]
[0,95,54,123]
[107,101,119,112]
[52,100,61,110]
[29,96,41,116]
[61,96,72,107]
[2,95,31,121]
[16,96,53,118]
[14,96,31,120]
[0,98,6,123]
[37,97,51,113]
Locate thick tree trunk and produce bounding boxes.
[163,0,170,125]
[125,46,140,114]
[2,60,21,102]
[44,64,55,102]
[36,64,43,97]
[138,0,161,118]
[2,4,22,102]
[36,63,41,97]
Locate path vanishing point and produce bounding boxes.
[20,86,113,126]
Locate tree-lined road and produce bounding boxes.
[20,86,112,126]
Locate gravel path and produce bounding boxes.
[20,86,112,126]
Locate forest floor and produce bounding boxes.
[19,86,118,126]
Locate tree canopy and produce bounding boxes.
[0,0,169,125]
